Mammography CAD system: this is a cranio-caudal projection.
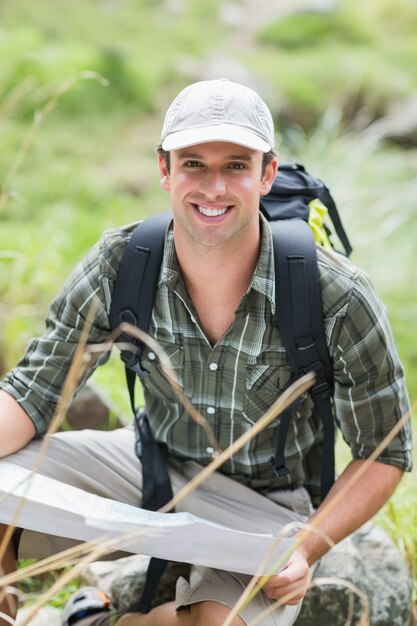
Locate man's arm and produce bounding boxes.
[262,260,412,604]
[0,231,123,442]
[0,390,36,458]
[262,459,403,603]
[297,459,403,564]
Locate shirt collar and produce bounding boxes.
[249,213,276,313]
[158,213,276,313]
[158,220,179,288]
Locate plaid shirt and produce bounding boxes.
[2,215,412,500]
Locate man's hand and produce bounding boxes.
[260,460,403,608]
[261,549,310,605]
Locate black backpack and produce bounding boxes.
[108,163,352,612]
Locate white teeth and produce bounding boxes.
[197,205,228,217]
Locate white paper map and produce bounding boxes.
[0,461,294,575]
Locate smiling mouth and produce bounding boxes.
[196,205,231,217]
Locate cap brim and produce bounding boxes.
[161,124,272,152]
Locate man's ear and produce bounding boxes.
[260,158,278,197]
[158,153,170,192]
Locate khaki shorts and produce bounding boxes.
[4,425,314,625]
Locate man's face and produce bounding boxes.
[158,141,277,249]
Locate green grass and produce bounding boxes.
[259,6,370,49]
[376,474,417,604]
[1,0,416,615]
[17,561,80,609]
[252,0,417,127]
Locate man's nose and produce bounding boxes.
[198,170,227,196]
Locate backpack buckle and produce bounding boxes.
[312,378,332,400]
[121,350,150,379]
[269,457,290,478]
[300,361,332,400]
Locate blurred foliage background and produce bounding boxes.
[0,0,416,613]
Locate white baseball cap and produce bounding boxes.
[161,78,275,153]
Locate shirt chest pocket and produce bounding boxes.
[243,348,294,426]
[140,343,185,404]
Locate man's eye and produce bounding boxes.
[229,163,246,170]
[184,161,202,168]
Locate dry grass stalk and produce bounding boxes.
[0,297,99,565]
[221,521,335,626]
[0,299,101,621]
[290,401,414,554]
[0,583,18,625]
[245,575,370,626]
[309,577,370,626]
[0,611,15,625]
[108,322,224,454]
[0,77,38,118]
[17,540,119,626]
[158,372,316,514]
[0,72,108,213]
[2,526,102,588]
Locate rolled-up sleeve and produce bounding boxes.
[0,224,133,435]
[332,270,413,470]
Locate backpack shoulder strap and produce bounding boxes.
[109,213,173,612]
[109,212,172,409]
[109,211,172,334]
[269,219,335,501]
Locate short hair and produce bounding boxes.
[156,144,277,177]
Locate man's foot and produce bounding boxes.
[62,587,111,626]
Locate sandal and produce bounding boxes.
[62,586,111,626]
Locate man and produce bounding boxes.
[0,78,413,626]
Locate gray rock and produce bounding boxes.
[162,0,186,15]
[109,555,149,611]
[81,555,190,613]
[16,606,62,626]
[295,523,412,625]
[80,556,136,598]
[65,383,127,431]
[361,96,417,148]
[220,0,340,31]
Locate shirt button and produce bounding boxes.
[206,407,215,415]
[209,363,218,371]
[148,352,156,360]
